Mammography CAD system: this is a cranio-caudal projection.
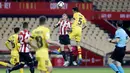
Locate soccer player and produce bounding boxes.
[6,22,34,73]
[108,21,129,73]
[54,13,76,66]
[29,16,62,73]
[3,27,24,73]
[69,7,87,61]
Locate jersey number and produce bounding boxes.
[35,36,43,48]
[78,18,82,25]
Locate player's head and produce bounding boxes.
[23,22,28,29]
[116,21,123,28]
[62,13,68,20]
[72,7,79,13]
[14,27,20,33]
[39,16,47,25]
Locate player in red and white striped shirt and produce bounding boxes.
[54,13,77,66]
[6,22,34,73]
[18,28,30,53]
[55,15,71,35]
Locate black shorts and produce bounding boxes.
[19,52,33,64]
[59,35,70,45]
[110,46,126,63]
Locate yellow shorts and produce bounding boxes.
[10,50,19,65]
[36,49,52,71]
[10,54,19,65]
[69,27,82,42]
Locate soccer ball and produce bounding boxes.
[57,1,64,8]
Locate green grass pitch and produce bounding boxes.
[0,68,130,73]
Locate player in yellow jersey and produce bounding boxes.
[69,7,87,61]
[4,27,23,73]
[29,16,62,73]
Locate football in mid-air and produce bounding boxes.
[57,1,64,8]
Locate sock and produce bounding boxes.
[69,52,74,62]
[34,60,38,67]
[73,55,77,62]
[77,46,82,59]
[9,63,24,72]
[61,51,67,61]
[0,61,8,67]
[46,71,49,73]
[28,62,34,73]
[30,67,34,73]
[117,66,124,73]
[19,68,24,73]
[109,63,119,72]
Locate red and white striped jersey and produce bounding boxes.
[18,29,30,53]
[56,19,71,35]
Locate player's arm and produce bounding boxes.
[82,17,87,29]
[66,22,72,32]
[54,19,61,28]
[5,36,12,51]
[45,30,61,47]
[108,38,120,43]
[72,13,79,26]
[46,40,61,47]
[28,34,38,50]
[108,31,120,43]
[5,40,11,51]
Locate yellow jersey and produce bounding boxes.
[5,34,20,52]
[72,12,87,29]
[31,26,50,51]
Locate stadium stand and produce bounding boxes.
[93,0,130,12]
[0,17,115,56]
[0,17,130,56]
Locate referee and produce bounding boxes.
[108,21,129,73]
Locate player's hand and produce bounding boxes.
[108,38,112,42]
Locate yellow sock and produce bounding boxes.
[19,68,24,73]
[0,61,8,67]
[46,71,49,73]
[77,46,82,59]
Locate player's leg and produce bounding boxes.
[75,30,82,60]
[108,58,119,73]
[69,31,78,65]
[40,70,46,73]
[0,61,13,67]
[108,47,120,73]
[6,62,25,73]
[19,68,24,73]
[14,56,24,73]
[71,46,78,66]
[46,66,53,73]
[37,58,48,73]
[46,59,53,73]
[6,53,25,73]
[59,35,69,66]
[115,61,124,73]
[25,53,34,73]
[116,47,126,73]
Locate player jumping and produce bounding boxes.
[69,7,87,62]
[6,22,34,73]
[29,16,62,73]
